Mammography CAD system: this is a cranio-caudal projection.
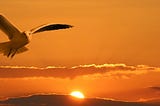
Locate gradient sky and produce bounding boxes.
[0,64,160,101]
[0,0,160,102]
[0,0,160,66]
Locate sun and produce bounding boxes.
[70,91,85,99]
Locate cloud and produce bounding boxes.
[0,64,159,79]
[148,86,160,91]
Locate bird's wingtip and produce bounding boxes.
[0,14,6,19]
[69,25,74,28]
[0,13,5,16]
[0,14,3,17]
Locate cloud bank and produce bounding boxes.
[148,86,160,91]
[0,64,159,79]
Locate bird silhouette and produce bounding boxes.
[0,15,73,58]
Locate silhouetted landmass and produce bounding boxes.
[145,99,160,105]
[0,94,159,106]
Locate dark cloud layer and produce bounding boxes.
[0,64,159,79]
[149,86,160,91]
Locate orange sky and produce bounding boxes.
[0,0,160,66]
[0,64,160,101]
[0,0,160,102]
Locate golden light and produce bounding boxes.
[70,91,85,99]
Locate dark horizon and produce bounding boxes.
[0,94,159,106]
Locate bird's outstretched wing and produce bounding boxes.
[0,15,21,40]
[30,23,73,34]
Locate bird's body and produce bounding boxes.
[0,15,72,58]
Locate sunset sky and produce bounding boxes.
[0,0,160,103]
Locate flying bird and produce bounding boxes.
[0,15,73,58]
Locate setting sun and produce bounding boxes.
[70,91,85,99]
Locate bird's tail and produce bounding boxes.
[0,42,11,56]
[17,46,29,54]
[0,42,28,57]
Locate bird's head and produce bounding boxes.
[24,31,32,36]
[23,31,32,41]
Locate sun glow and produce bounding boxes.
[70,91,85,99]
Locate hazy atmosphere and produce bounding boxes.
[0,0,160,106]
[1,0,160,66]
